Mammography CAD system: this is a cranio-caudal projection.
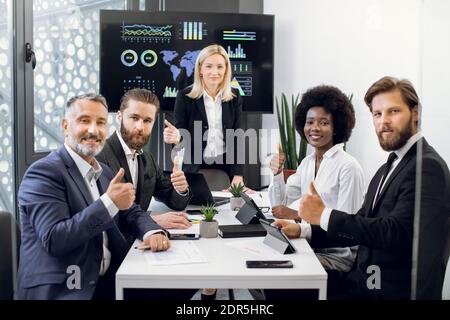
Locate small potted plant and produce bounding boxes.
[228,182,245,210]
[199,204,219,238]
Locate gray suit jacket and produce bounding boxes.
[17,146,162,300]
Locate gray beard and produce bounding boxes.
[67,135,104,158]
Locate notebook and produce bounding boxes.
[218,224,267,238]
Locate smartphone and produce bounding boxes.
[169,234,200,240]
[246,260,294,268]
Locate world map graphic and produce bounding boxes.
[160,50,200,82]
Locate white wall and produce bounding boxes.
[422,1,450,300]
[422,0,450,172]
[263,0,450,183]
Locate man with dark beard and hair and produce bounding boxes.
[277,77,450,300]
[17,93,169,299]
[97,88,192,234]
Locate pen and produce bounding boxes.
[134,245,151,250]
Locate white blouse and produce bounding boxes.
[203,91,225,158]
[268,143,366,271]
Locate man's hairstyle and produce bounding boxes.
[295,85,355,145]
[119,88,160,112]
[65,93,108,116]
[364,76,419,111]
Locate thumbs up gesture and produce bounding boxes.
[298,182,325,225]
[106,168,136,210]
[170,156,189,194]
[270,143,286,176]
[163,120,181,145]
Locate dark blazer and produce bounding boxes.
[173,86,243,176]
[310,138,450,299]
[96,131,191,212]
[17,146,162,300]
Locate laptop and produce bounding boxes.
[163,171,231,206]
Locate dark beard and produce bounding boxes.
[120,120,150,151]
[377,117,414,151]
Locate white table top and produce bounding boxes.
[116,194,327,290]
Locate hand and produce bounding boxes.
[272,219,301,239]
[298,182,325,225]
[106,168,135,210]
[170,157,188,193]
[224,176,256,194]
[152,212,192,229]
[270,143,285,176]
[163,120,181,145]
[142,233,170,252]
[271,205,298,220]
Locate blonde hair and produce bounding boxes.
[187,44,235,101]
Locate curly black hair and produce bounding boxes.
[295,85,355,145]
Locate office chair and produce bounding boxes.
[0,211,20,300]
[198,169,231,191]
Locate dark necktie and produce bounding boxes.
[376,152,398,200]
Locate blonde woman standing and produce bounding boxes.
[164,44,251,191]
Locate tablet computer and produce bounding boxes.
[238,192,274,224]
[259,219,296,253]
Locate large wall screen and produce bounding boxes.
[100,10,274,112]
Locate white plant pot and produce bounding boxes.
[230,197,245,211]
[199,220,218,238]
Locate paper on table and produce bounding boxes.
[144,241,207,266]
[249,192,271,208]
[211,191,233,198]
[169,222,200,235]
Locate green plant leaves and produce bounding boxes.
[228,182,245,197]
[276,93,306,170]
[200,204,218,222]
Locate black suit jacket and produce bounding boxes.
[96,131,191,212]
[173,86,244,176]
[310,138,450,299]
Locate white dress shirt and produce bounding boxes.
[116,130,189,197]
[320,132,423,232]
[268,143,366,271]
[64,144,118,276]
[116,130,142,189]
[203,90,225,158]
[64,143,163,276]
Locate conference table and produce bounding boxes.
[115,192,328,300]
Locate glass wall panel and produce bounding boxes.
[33,0,126,153]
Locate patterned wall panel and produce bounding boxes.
[33,0,125,153]
[0,0,13,212]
